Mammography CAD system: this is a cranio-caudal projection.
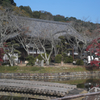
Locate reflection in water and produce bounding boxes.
[33,77,100,91]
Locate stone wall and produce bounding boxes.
[0,71,100,81]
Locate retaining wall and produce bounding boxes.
[0,71,100,81]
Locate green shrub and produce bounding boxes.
[26,55,35,66]
[36,54,43,60]
[36,53,50,62]
[76,59,84,65]
[55,54,62,63]
[64,57,68,63]
[64,56,73,63]
[2,62,10,66]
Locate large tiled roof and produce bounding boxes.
[18,16,84,42]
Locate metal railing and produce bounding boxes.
[52,91,100,100]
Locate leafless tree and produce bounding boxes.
[74,20,100,61]
[0,8,28,66]
[15,27,31,55]
[16,26,56,66]
[29,29,55,65]
[70,18,94,59]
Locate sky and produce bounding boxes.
[14,0,100,23]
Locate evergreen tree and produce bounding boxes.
[4,40,20,66]
[19,6,33,17]
[0,0,16,6]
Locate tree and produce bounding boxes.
[26,55,35,66]
[69,18,95,59]
[73,20,100,67]
[66,17,100,60]
[81,21,100,59]
[55,54,62,63]
[0,0,16,6]
[0,8,28,66]
[32,11,54,20]
[32,11,41,18]
[39,11,54,20]
[16,29,31,56]
[30,29,55,65]
[0,48,4,66]
[54,15,66,22]
[19,6,33,17]
[58,36,67,61]
[86,38,100,56]
[56,36,74,65]
[4,40,20,66]
[10,0,16,6]
[0,8,21,44]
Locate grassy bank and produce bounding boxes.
[0,65,95,73]
[0,65,100,87]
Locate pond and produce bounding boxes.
[33,77,100,89]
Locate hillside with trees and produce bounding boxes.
[0,0,100,35]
